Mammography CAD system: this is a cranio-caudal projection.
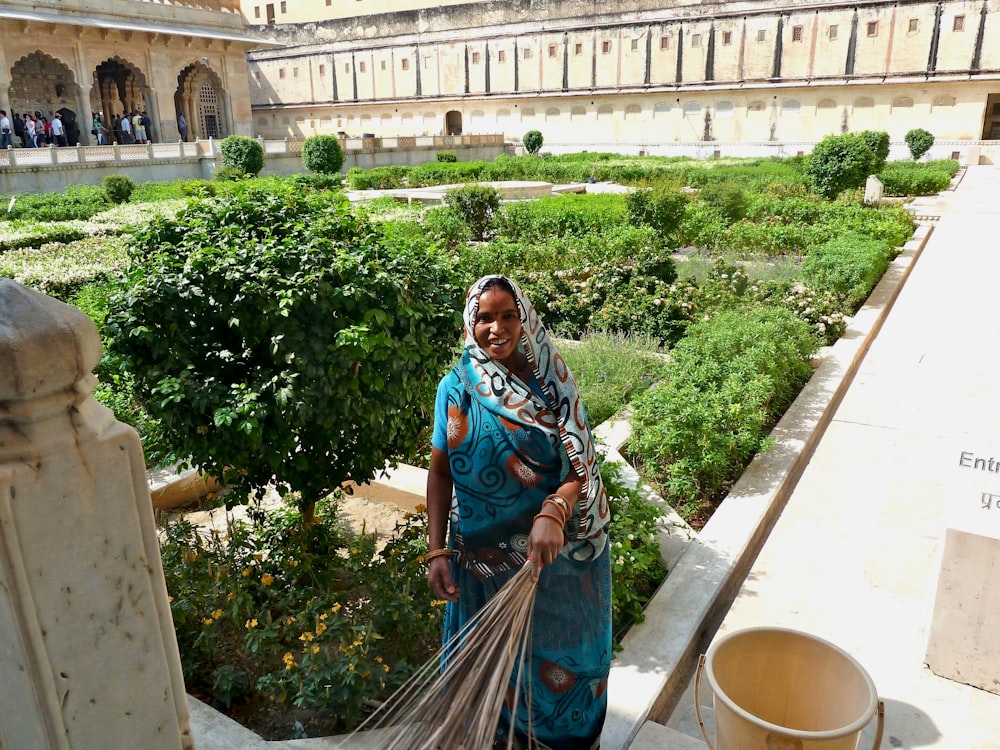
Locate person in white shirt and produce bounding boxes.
[50,113,66,147]
[24,115,36,147]
[0,111,11,148]
[120,113,132,143]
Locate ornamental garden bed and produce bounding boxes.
[0,146,952,738]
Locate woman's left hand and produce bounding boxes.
[528,515,565,581]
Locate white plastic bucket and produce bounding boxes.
[695,627,884,750]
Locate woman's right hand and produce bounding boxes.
[427,557,459,602]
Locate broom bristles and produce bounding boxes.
[344,562,539,750]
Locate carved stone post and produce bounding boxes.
[0,280,193,750]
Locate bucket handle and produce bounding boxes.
[694,655,886,750]
[694,654,716,750]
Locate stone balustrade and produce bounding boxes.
[0,279,193,749]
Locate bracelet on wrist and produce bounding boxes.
[533,511,566,527]
[544,494,571,519]
[425,547,453,562]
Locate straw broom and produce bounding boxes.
[345,561,539,750]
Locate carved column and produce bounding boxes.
[0,280,193,750]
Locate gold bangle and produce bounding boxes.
[424,548,452,562]
[533,511,566,527]
[544,494,571,518]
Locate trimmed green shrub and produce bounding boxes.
[800,232,891,311]
[629,305,817,517]
[1,185,110,222]
[523,129,544,155]
[877,165,952,196]
[422,205,470,249]
[102,175,136,204]
[435,151,457,162]
[905,128,935,161]
[219,134,265,177]
[302,134,345,174]
[858,131,890,173]
[806,134,876,199]
[697,182,748,223]
[444,184,501,241]
[0,224,89,254]
[495,193,628,241]
[346,165,409,189]
[105,186,465,521]
[625,186,689,240]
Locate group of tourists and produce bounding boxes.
[99,111,154,145]
[1,110,68,148]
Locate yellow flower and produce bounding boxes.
[331,603,342,614]
[414,503,427,513]
[299,631,314,642]
[282,652,296,670]
[241,568,251,578]
[227,592,236,602]
[311,644,320,655]
[383,664,390,673]
[285,616,296,626]
[245,618,258,629]
[261,573,274,587]
[167,595,174,603]
[318,613,328,621]
[315,622,327,636]
[202,617,214,626]
[288,559,299,568]
[348,663,355,671]
[211,608,224,620]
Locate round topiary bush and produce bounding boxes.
[102,174,136,204]
[220,134,265,177]
[904,128,935,161]
[302,134,345,175]
[523,129,544,155]
[806,133,875,199]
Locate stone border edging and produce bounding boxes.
[600,222,935,750]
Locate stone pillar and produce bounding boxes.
[0,280,193,750]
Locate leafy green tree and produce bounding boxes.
[806,134,876,199]
[904,128,935,161]
[523,129,544,155]
[220,134,265,177]
[107,187,464,522]
[302,134,345,175]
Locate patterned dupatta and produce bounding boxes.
[458,275,609,561]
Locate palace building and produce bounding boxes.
[0,0,273,145]
[239,0,1000,149]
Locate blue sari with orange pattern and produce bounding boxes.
[431,276,611,749]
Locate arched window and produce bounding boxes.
[748,100,766,112]
[545,107,561,118]
[715,101,734,118]
[571,105,587,117]
[932,95,956,107]
[683,101,701,114]
[625,103,642,117]
[817,98,837,110]
[598,104,614,116]
[853,97,874,109]
[891,96,914,109]
[782,99,802,114]
[654,101,672,115]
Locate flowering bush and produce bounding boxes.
[161,496,441,738]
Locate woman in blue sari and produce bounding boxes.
[426,275,612,749]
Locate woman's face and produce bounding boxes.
[473,287,522,366]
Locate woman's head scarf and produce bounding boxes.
[459,275,609,560]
